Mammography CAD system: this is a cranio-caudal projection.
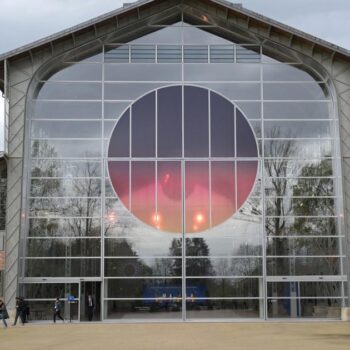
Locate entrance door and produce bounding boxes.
[266,276,344,319]
[80,281,101,321]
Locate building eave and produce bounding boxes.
[0,0,349,66]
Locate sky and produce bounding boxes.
[0,0,349,149]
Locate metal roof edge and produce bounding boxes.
[212,0,350,57]
[0,0,154,61]
[0,0,349,62]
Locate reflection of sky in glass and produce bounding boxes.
[108,86,258,233]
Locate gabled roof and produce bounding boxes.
[0,0,349,63]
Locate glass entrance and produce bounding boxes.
[80,281,101,321]
[105,85,262,320]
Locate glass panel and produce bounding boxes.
[104,63,182,81]
[106,300,181,319]
[265,217,338,236]
[104,102,130,119]
[107,278,182,298]
[108,110,129,157]
[184,64,260,81]
[186,299,260,319]
[236,102,261,119]
[210,45,234,63]
[264,159,334,178]
[30,178,101,197]
[35,82,102,100]
[211,162,236,227]
[104,83,166,100]
[186,232,262,257]
[157,161,182,233]
[186,258,262,276]
[25,300,79,321]
[31,121,101,139]
[264,101,331,119]
[265,178,334,197]
[184,86,209,157]
[184,45,208,63]
[108,161,129,210]
[236,46,261,63]
[267,299,341,318]
[25,258,101,277]
[266,197,335,217]
[32,101,102,119]
[131,45,155,63]
[267,282,342,297]
[202,83,261,100]
[263,64,320,82]
[266,257,340,275]
[21,283,79,299]
[29,198,101,217]
[237,161,258,209]
[105,258,181,277]
[185,162,209,233]
[28,218,101,237]
[31,140,101,158]
[104,45,129,63]
[132,26,182,44]
[236,110,258,157]
[47,63,102,81]
[26,238,101,257]
[264,83,328,100]
[157,45,182,63]
[132,91,155,157]
[266,237,340,256]
[210,92,235,157]
[157,86,182,157]
[105,237,182,257]
[31,160,101,178]
[264,140,332,158]
[264,121,331,139]
[131,162,155,227]
[186,278,260,297]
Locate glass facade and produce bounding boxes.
[20,22,346,321]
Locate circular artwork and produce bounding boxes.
[108,85,258,233]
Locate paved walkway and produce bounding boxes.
[1,322,350,350]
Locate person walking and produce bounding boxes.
[53,297,64,323]
[0,299,9,328]
[87,294,95,321]
[13,297,25,326]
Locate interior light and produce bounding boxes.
[106,211,117,223]
[153,213,161,224]
[164,173,170,184]
[195,213,204,223]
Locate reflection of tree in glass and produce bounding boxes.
[265,127,297,276]
[106,238,152,278]
[291,158,340,285]
[28,147,101,277]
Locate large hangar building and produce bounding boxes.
[0,0,350,321]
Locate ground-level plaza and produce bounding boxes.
[1,322,350,350]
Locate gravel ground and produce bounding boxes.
[1,322,350,350]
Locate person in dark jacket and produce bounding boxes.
[53,297,64,323]
[87,294,95,321]
[13,297,25,326]
[0,299,9,328]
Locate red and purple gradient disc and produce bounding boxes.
[108,86,258,233]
